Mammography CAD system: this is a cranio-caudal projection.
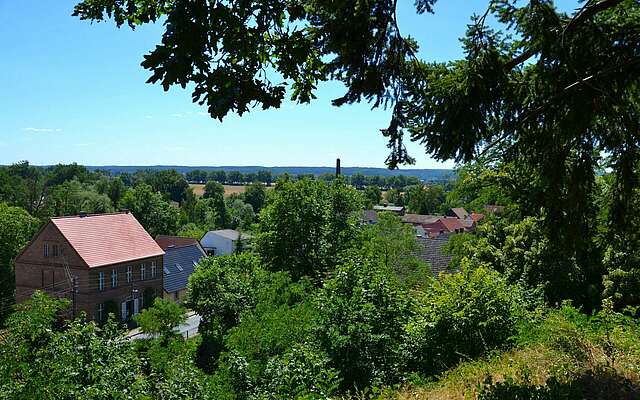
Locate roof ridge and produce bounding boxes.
[165,243,202,250]
[50,211,131,220]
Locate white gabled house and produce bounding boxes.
[200,229,250,256]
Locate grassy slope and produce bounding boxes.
[380,308,640,400]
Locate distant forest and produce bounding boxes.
[83,165,454,182]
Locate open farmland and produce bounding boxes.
[190,184,273,197]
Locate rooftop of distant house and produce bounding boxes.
[155,235,201,251]
[402,213,440,225]
[414,236,456,278]
[163,243,206,293]
[373,205,405,213]
[447,207,470,219]
[202,229,251,241]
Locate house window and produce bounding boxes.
[176,263,183,272]
[127,266,132,283]
[97,303,104,323]
[44,243,49,257]
[163,266,170,275]
[151,261,156,278]
[52,244,58,257]
[98,272,105,291]
[111,269,118,288]
[140,264,145,280]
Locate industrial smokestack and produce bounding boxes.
[336,158,341,177]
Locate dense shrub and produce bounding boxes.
[207,272,321,399]
[405,263,525,375]
[315,257,413,390]
[186,253,265,370]
[259,343,340,399]
[224,273,315,376]
[134,298,186,344]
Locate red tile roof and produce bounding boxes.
[471,213,485,222]
[439,217,465,233]
[51,212,164,268]
[402,214,440,225]
[155,235,200,251]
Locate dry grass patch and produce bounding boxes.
[189,183,273,197]
[386,344,576,400]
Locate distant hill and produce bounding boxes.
[86,165,455,182]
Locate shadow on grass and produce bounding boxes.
[478,368,640,400]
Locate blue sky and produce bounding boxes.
[0,0,578,168]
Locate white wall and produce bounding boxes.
[201,232,235,255]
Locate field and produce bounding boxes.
[189,184,273,197]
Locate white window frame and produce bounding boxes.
[44,243,49,257]
[111,269,118,288]
[98,272,105,291]
[151,261,156,278]
[140,264,145,280]
[127,266,132,283]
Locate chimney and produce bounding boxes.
[120,209,129,214]
[336,158,341,177]
[79,211,87,218]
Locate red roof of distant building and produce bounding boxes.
[422,219,448,237]
[471,213,485,222]
[51,212,164,268]
[155,235,200,251]
[439,217,465,233]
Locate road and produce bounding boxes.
[126,311,201,340]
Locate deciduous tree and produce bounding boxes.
[0,203,40,324]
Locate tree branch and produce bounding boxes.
[504,0,624,70]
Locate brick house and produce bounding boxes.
[14,211,164,323]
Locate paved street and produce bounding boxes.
[126,311,201,340]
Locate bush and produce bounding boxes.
[186,254,264,370]
[224,274,315,370]
[260,343,340,399]
[133,298,186,344]
[405,263,525,375]
[215,272,318,398]
[315,257,413,390]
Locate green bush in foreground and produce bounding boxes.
[315,257,413,390]
[405,263,525,376]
